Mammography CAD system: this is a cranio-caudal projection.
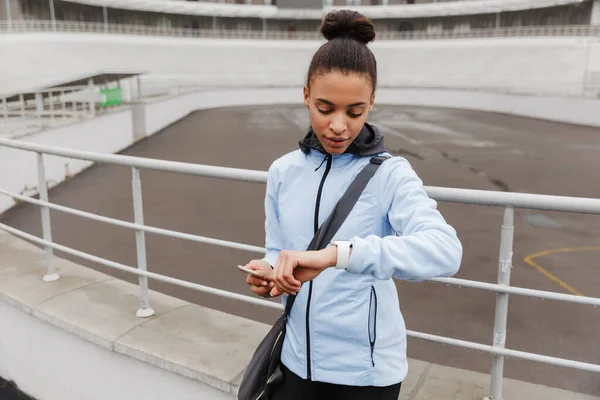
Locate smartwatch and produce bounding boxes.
[332,241,352,270]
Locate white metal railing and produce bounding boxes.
[0,86,101,137]
[0,137,599,400]
[0,78,208,137]
[1,19,600,41]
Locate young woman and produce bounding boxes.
[242,10,462,400]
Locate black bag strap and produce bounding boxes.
[284,155,389,316]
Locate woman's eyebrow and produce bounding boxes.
[316,98,366,108]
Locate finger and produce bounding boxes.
[274,259,288,293]
[248,264,264,273]
[282,274,301,292]
[274,253,296,295]
[245,261,271,279]
[283,264,302,291]
[273,277,289,295]
[270,286,282,297]
[282,259,299,293]
[246,275,269,287]
[260,268,274,282]
[274,273,294,295]
[250,285,270,297]
[281,257,301,292]
[275,268,295,295]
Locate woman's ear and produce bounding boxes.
[303,86,310,108]
[369,93,376,111]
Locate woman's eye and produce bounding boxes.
[317,108,333,115]
[347,112,363,118]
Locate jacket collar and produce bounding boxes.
[299,122,386,157]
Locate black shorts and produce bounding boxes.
[271,364,402,400]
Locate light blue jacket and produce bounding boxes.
[261,146,462,387]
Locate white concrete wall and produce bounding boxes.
[376,87,600,128]
[0,294,233,400]
[375,37,599,96]
[0,109,134,214]
[144,87,301,135]
[1,33,599,98]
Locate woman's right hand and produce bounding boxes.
[243,259,278,298]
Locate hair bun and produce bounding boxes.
[321,10,376,44]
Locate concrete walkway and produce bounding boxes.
[0,229,598,400]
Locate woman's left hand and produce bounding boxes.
[270,247,337,297]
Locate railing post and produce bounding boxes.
[488,206,514,400]
[1,97,6,133]
[581,38,591,98]
[35,92,43,121]
[103,6,108,33]
[88,78,96,117]
[37,153,60,282]
[49,0,56,31]
[49,92,55,124]
[5,0,12,32]
[19,94,25,117]
[61,90,66,121]
[131,167,156,318]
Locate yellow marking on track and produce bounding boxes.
[523,246,600,296]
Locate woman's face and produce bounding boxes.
[304,71,375,155]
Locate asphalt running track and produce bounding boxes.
[2,104,600,395]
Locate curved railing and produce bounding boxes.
[0,137,599,400]
[1,19,600,40]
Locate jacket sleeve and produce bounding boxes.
[262,164,284,268]
[346,157,462,281]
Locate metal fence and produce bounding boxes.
[0,137,599,399]
[0,79,214,137]
[2,19,600,40]
[0,86,100,137]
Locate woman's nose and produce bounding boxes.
[329,115,347,135]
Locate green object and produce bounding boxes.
[100,87,123,107]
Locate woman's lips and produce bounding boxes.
[326,137,347,148]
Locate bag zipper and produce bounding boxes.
[306,153,332,381]
[368,286,378,367]
[270,331,283,358]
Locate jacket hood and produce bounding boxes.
[299,122,386,157]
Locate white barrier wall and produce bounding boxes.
[0,300,233,400]
[144,87,301,135]
[0,109,134,214]
[376,87,600,128]
[1,33,599,97]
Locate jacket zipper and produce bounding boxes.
[306,153,332,381]
[368,286,378,367]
